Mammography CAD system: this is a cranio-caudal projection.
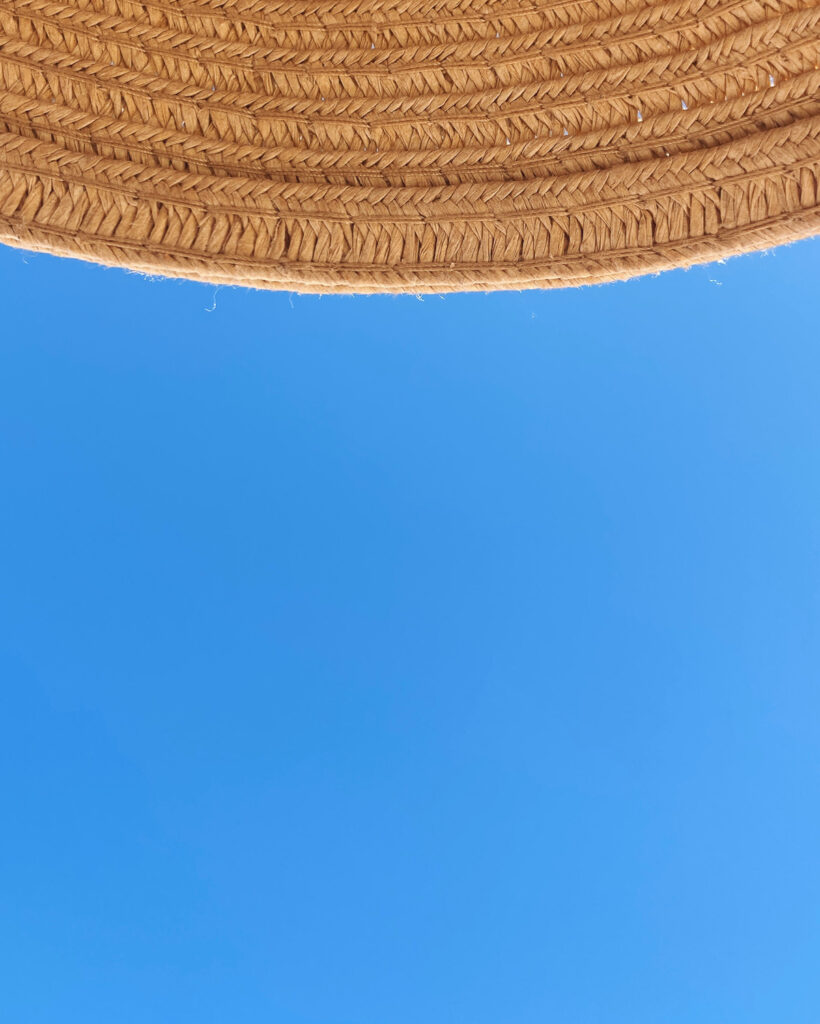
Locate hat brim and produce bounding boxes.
[1,0,818,292]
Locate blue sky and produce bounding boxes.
[1,238,819,1024]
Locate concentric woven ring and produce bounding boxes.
[0,0,818,292]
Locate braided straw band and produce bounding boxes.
[0,0,819,292]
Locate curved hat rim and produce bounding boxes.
[0,0,818,292]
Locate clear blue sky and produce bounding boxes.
[2,239,819,1024]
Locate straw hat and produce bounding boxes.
[0,0,818,292]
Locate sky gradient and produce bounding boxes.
[2,238,819,1024]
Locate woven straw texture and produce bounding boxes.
[0,0,818,292]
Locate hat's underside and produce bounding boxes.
[0,0,818,292]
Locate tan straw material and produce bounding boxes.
[0,0,819,292]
